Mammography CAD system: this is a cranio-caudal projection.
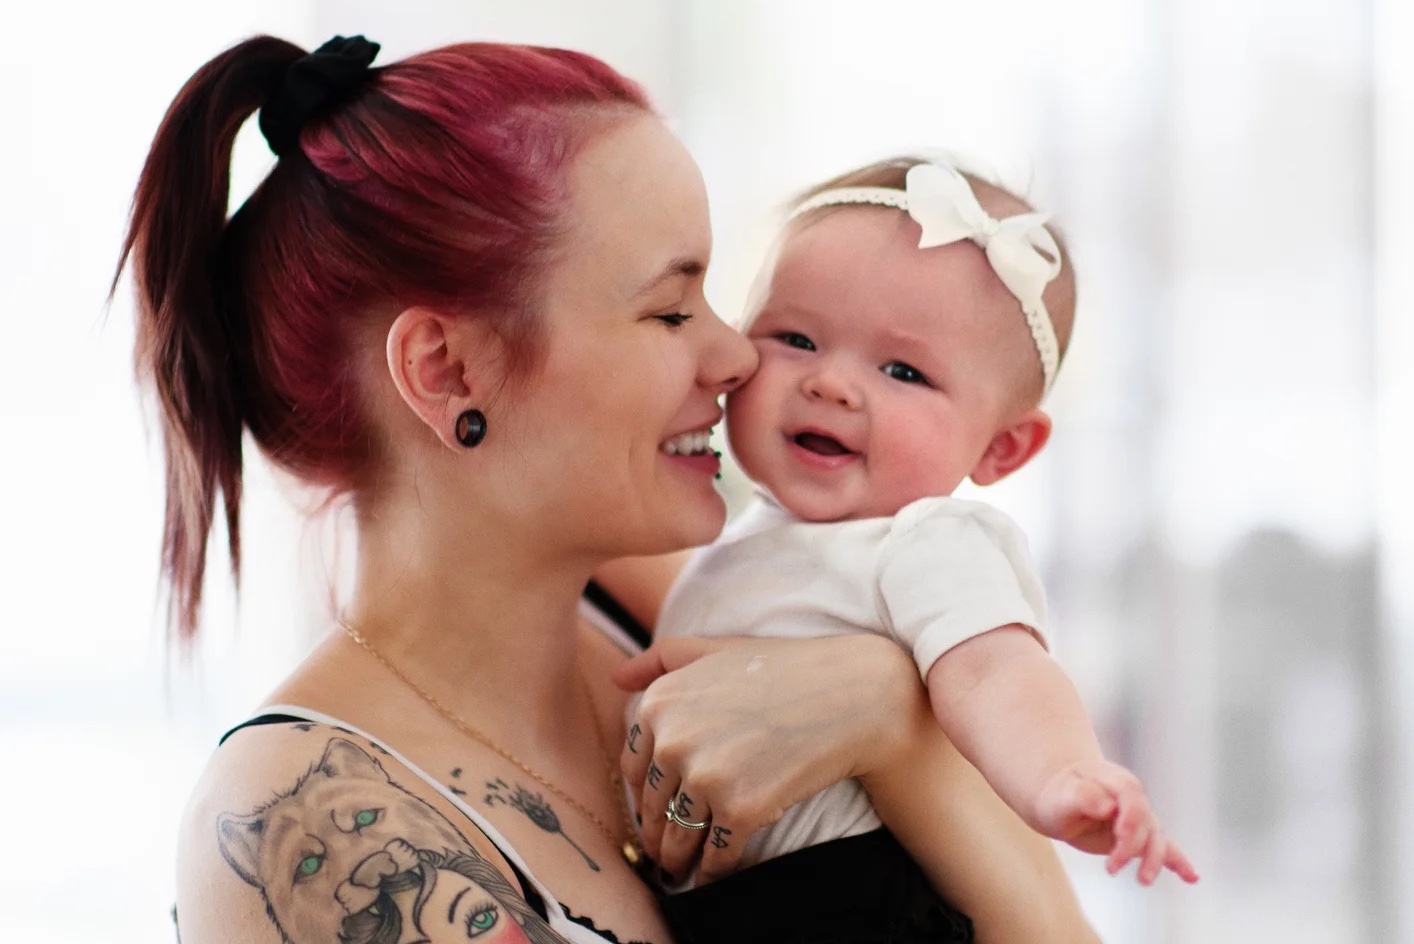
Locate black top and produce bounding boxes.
[657,829,972,944]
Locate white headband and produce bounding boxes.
[790,162,1063,395]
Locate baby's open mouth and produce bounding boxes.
[793,432,853,456]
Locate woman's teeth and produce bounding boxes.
[662,430,713,455]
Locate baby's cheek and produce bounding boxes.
[724,382,772,472]
[873,423,965,504]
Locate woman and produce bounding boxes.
[118,34,1093,943]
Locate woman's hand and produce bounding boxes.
[613,633,930,883]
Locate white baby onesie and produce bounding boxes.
[653,493,1048,869]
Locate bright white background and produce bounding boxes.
[3,1,1412,941]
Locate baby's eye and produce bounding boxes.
[882,362,930,385]
[465,904,500,936]
[774,332,816,351]
[655,312,694,328]
[353,808,381,830]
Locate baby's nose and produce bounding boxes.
[802,368,862,409]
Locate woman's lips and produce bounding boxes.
[663,449,722,476]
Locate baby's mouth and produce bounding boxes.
[793,432,854,457]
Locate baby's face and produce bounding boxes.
[726,208,1025,522]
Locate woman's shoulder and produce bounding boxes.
[177,717,548,944]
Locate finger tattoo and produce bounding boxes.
[628,724,642,754]
[647,762,665,789]
[677,793,694,816]
[710,825,732,849]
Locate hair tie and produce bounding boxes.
[259,35,381,158]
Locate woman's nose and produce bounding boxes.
[701,307,759,394]
[802,363,863,410]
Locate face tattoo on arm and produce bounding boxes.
[217,738,566,944]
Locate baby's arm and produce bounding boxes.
[926,626,1198,884]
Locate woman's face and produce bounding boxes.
[390,868,531,943]
[495,114,757,558]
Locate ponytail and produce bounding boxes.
[114,36,304,644]
[114,36,650,647]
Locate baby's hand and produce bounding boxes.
[1033,760,1199,885]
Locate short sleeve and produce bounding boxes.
[874,498,1048,682]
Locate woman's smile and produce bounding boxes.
[660,422,723,476]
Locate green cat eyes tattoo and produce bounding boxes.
[216,736,568,944]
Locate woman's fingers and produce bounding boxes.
[696,793,784,884]
[611,636,737,692]
[620,708,654,801]
[636,753,676,863]
[658,788,711,881]
[618,635,923,882]
[695,817,747,884]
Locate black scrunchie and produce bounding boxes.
[258,35,381,158]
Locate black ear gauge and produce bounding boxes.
[455,409,487,448]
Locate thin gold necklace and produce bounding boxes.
[337,617,644,869]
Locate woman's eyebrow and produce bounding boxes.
[633,256,705,298]
[448,886,470,924]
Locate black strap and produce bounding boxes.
[217,712,307,746]
[584,579,652,650]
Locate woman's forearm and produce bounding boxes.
[862,723,1101,944]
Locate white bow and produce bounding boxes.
[903,163,1062,319]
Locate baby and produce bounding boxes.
[655,157,1197,888]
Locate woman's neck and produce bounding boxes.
[341,493,600,735]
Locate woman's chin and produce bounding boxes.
[652,493,728,554]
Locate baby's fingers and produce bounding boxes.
[1137,832,1200,885]
[1102,776,1154,875]
[1068,776,1118,821]
[1106,820,1149,875]
[1163,841,1200,884]
[1136,828,1169,885]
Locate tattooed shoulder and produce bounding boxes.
[178,723,571,944]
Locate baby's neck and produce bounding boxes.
[759,486,956,525]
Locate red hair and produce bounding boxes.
[113,36,651,643]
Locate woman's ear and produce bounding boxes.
[385,308,505,450]
[969,408,1052,486]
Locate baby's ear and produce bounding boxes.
[969,408,1051,486]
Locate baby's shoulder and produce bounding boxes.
[887,494,1024,542]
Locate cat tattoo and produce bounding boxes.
[217,737,562,944]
